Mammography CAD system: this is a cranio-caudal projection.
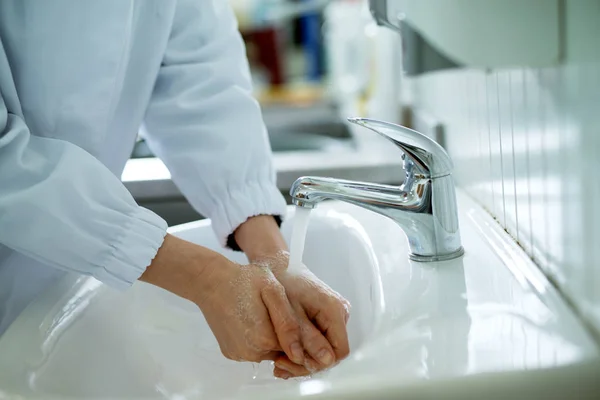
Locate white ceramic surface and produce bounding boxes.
[0,191,598,399]
[411,38,600,335]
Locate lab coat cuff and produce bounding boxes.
[96,207,168,290]
[211,181,287,249]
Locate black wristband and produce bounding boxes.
[225,215,283,251]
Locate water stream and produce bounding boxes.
[288,207,312,270]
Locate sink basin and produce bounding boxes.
[0,207,382,399]
[0,191,597,399]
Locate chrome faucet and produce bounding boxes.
[290,117,464,262]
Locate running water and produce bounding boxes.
[288,207,312,270]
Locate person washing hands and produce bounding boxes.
[0,0,349,379]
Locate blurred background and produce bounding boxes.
[123,0,404,226]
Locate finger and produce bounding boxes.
[261,351,286,361]
[274,355,312,377]
[344,302,351,325]
[314,304,351,361]
[299,316,336,369]
[239,350,282,363]
[261,283,305,365]
[273,367,293,380]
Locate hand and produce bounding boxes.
[195,259,306,364]
[260,254,351,378]
[140,234,305,365]
[233,215,351,378]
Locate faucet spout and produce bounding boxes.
[291,175,462,262]
[290,117,464,262]
[291,176,430,214]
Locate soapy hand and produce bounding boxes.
[140,234,309,366]
[256,253,351,378]
[232,215,351,378]
[193,258,306,364]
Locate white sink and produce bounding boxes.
[0,191,597,399]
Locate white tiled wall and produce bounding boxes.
[410,61,600,336]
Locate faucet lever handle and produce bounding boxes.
[348,117,453,178]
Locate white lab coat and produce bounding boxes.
[0,0,286,334]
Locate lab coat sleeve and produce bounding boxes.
[0,42,167,289]
[142,0,287,247]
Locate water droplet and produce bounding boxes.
[251,362,259,380]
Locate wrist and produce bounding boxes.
[234,215,288,262]
[253,250,290,277]
[140,234,228,304]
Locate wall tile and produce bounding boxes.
[476,71,494,213]
[463,73,477,199]
[412,60,600,336]
[539,66,565,284]
[524,69,550,272]
[511,70,532,255]
[498,70,518,238]
[559,64,587,311]
[593,64,600,327]
[579,63,600,328]
[486,72,505,226]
